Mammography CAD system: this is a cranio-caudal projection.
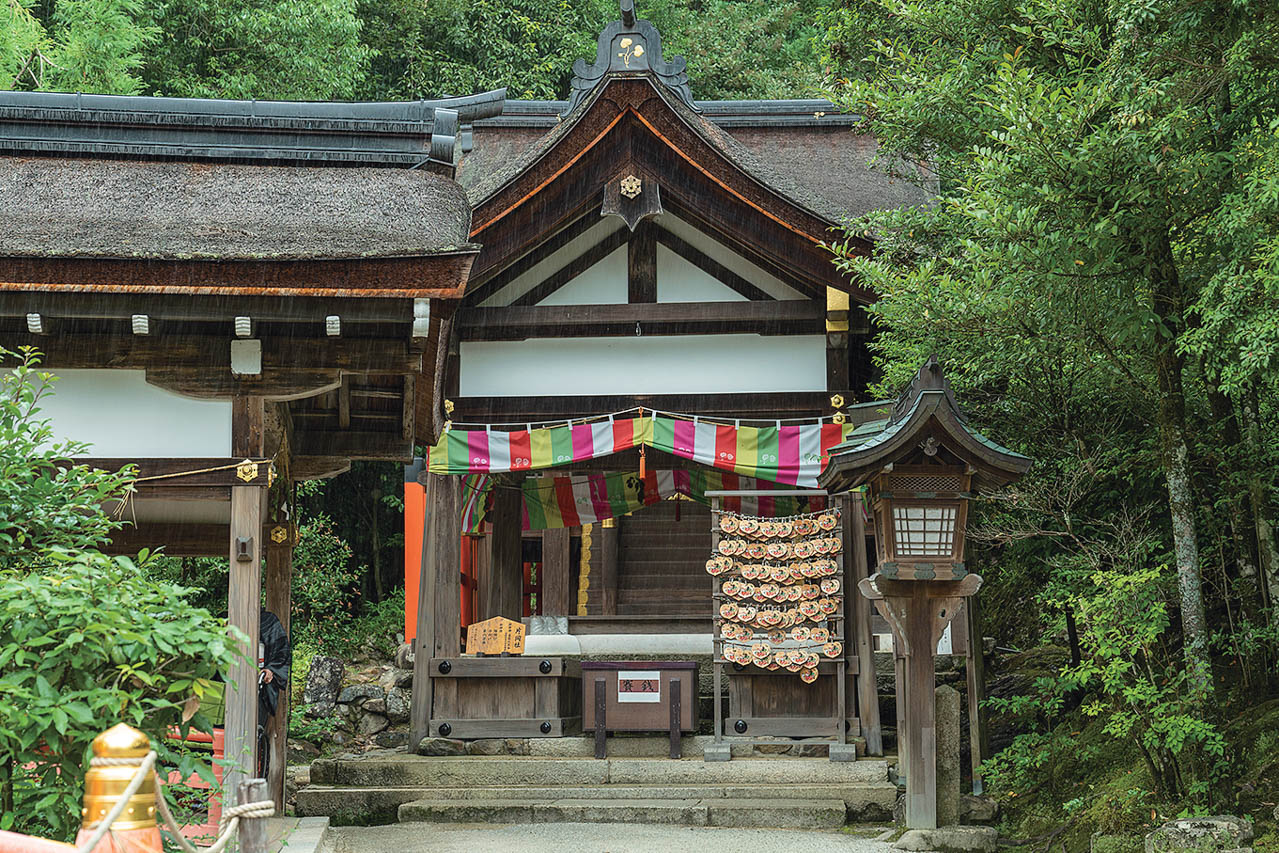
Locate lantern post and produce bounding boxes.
[819,356,1029,829]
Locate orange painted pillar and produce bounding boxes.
[404,459,426,641]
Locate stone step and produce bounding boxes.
[310,755,890,789]
[296,780,898,822]
[397,797,849,829]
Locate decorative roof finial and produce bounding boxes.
[564,0,699,115]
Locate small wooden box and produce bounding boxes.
[581,661,698,732]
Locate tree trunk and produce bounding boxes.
[1151,236,1212,697]
[1205,382,1264,617]
[1241,389,1279,612]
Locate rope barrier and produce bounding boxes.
[77,752,274,853]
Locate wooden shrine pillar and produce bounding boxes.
[410,474,462,746]
[541,527,572,616]
[597,519,618,616]
[860,573,981,829]
[263,450,294,814]
[480,477,523,621]
[226,396,265,798]
[847,494,882,755]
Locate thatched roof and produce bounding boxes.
[0,156,475,260]
[461,90,932,222]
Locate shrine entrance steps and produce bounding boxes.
[298,739,897,830]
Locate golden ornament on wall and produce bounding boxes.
[832,411,847,425]
[270,525,289,544]
[618,37,645,67]
[236,459,259,482]
[620,174,642,199]
[829,393,845,409]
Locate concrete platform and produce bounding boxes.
[298,754,897,829]
[397,797,849,829]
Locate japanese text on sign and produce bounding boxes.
[617,670,661,703]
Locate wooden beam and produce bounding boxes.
[598,521,618,616]
[292,429,413,461]
[454,391,889,424]
[849,492,883,755]
[226,395,264,797]
[510,229,629,307]
[481,478,524,620]
[0,252,477,299]
[410,476,439,747]
[457,300,823,341]
[627,220,657,303]
[291,456,352,480]
[653,228,773,302]
[541,527,572,617]
[74,458,272,488]
[10,333,423,375]
[466,209,604,303]
[103,523,230,556]
[338,377,352,429]
[0,292,418,326]
[427,476,464,736]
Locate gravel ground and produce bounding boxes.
[321,822,896,853]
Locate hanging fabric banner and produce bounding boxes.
[460,469,833,534]
[428,416,857,489]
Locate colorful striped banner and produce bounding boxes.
[462,469,832,533]
[428,416,853,489]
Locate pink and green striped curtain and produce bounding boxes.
[462,469,831,533]
[428,415,856,489]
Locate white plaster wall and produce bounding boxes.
[482,213,808,307]
[655,244,747,303]
[655,213,807,301]
[460,334,825,397]
[35,369,233,457]
[537,246,627,305]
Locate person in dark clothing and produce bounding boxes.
[257,607,291,778]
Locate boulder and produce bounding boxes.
[961,794,999,824]
[356,712,390,736]
[303,700,335,719]
[384,687,410,722]
[416,736,466,756]
[337,684,383,704]
[894,826,999,853]
[287,739,321,764]
[1145,817,1254,853]
[394,642,415,669]
[302,655,344,707]
[378,668,414,691]
[467,738,528,756]
[374,730,408,749]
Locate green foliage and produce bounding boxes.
[140,0,371,98]
[0,548,240,841]
[44,0,156,93]
[0,347,134,570]
[291,513,363,649]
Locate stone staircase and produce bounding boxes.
[297,738,898,829]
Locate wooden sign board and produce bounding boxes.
[465,617,526,656]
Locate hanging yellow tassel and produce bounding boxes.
[639,444,647,479]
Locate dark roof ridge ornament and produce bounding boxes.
[889,354,967,425]
[564,0,699,116]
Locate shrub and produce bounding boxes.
[0,549,240,841]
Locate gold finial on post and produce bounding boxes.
[81,725,157,832]
[76,724,163,853]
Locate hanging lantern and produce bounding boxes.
[867,462,970,581]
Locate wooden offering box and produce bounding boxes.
[581,661,698,758]
[429,656,581,739]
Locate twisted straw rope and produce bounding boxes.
[79,752,274,853]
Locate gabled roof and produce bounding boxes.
[819,356,1031,491]
[467,59,878,299]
